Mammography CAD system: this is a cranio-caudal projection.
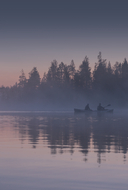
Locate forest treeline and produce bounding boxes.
[0,52,128,110]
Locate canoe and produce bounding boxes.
[97,109,114,113]
[74,108,114,113]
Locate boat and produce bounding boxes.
[97,109,114,113]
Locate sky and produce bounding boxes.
[1,0,128,86]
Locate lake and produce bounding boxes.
[0,111,128,190]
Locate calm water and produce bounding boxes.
[0,111,128,190]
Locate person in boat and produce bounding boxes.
[85,104,92,111]
[97,103,105,111]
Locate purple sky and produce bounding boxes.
[0,0,128,86]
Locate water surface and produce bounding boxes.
[0,111,128,190]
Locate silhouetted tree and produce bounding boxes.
[57,62,65,84]
[47,60,58,83]
[74,71,81,91]
[105,61,114,92]
[28,67,40,90]
[18,69,26,88]
[79,56,91,91]
[114,61,122,78]
[23,67,41,103]
[93,52,107,91]
[68,60,76,80]
[122,59,128,93]
[113,62,122,94]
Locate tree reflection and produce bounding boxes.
[13,113,128,163]
[27,117,40,146]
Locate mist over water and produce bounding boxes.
[0,111,128,190]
